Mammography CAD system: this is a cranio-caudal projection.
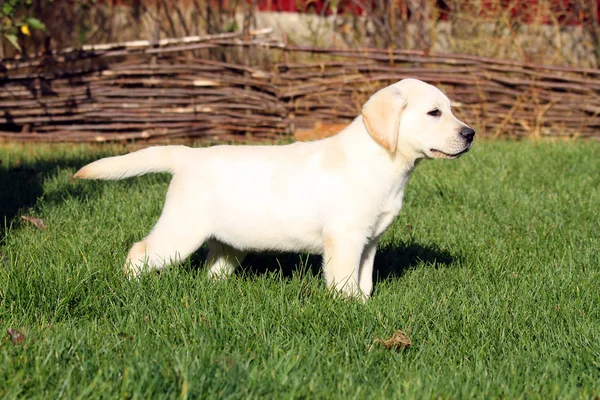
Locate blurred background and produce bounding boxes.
[4,0,600,65]
[1,0,599,142]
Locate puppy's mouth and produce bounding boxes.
[429,146,471,159]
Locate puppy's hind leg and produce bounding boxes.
[124,182,209,278]
[205,240,247,279]
[124,217,209,278]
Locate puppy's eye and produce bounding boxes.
[428,109,441,117]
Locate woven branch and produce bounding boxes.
[1,29,599,143]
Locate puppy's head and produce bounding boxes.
[361,78,474,160]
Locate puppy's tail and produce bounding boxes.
[74,145,190,180]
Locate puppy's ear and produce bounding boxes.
[361,86,406,152]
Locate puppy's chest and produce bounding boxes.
[372,191,404,237]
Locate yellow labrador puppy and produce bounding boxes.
[75,78,474,299]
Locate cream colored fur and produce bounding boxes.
[74,79,474,299]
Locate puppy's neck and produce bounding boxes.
[337,116,418,174]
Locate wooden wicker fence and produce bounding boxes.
[1,29,599,142]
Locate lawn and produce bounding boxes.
[0,140,599,399]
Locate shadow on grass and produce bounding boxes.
[189,242,456,287]
[0,161,43,225]
[0,150,121,236]
[373,243,456,283]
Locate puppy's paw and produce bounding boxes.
[206,265,234,280]
[124,241,149,279]
[330,280,368,302]
[123,261,143,280]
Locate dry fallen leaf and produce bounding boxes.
[215,357,235,368]
[20,215,46,231]
[118,332,134,341]
[7,328,25,345]
[376,330,412,351]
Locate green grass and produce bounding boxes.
[1,140,599,399]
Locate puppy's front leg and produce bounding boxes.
[358,241,378,299]
[322,235,365,298]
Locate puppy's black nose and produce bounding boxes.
[460,127,475,142]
